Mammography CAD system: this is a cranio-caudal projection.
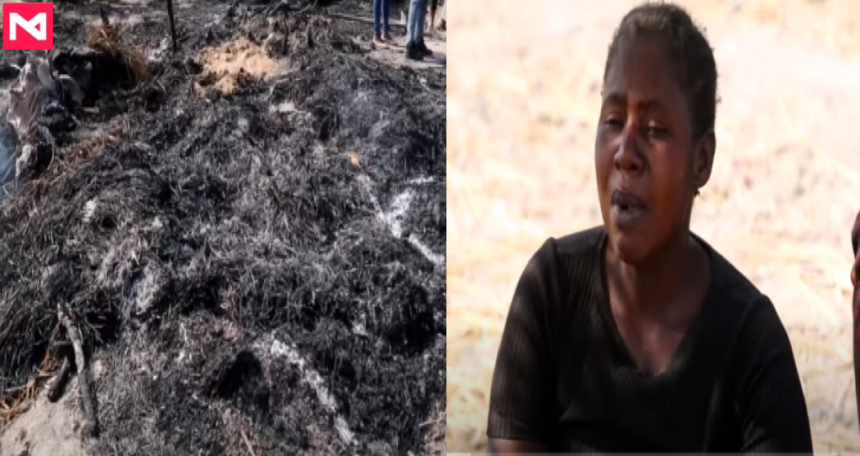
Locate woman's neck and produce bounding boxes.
[607,231,707,318]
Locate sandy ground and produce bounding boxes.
[448,0,860,452]
[366,31,447,69]
[0,379,86,456]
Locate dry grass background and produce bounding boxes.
[447,0,860,452]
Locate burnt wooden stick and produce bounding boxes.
[57,303,100,446]
[47,356,73,403]
[167,0,178,52]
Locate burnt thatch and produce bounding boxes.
[0,1,446,454]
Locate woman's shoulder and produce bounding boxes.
[704,244,806,436]
[700,238,789,356]
[516,226,605,309]
[696,234,766,311]
[535,225,606,265]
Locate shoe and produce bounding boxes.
[416,41,433,57]
[405,41,424,61]
[382,31,393,42]
[373,35,386,47]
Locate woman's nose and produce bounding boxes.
[614,129,643,174]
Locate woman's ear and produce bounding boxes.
[694,129,716,191]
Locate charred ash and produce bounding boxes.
[0,0,446,454]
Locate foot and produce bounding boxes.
[382,31,393,42]
[405,41,424,61]
[373,35,386,47]
[417,41,433,57]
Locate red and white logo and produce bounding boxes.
[3,3,53,51]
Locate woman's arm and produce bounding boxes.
[486,239,561,454]
[735,298,813,454]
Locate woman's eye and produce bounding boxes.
[646,125,668,136]
[604,117,624,128]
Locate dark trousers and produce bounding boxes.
[407,0,427,44]
[373,0,390,37]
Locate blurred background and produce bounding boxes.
[447,0,860,452]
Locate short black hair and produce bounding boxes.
[603,1,719,139]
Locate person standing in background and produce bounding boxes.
[373,0,392,46]
[428,0,440,35]
[406,0,433,60]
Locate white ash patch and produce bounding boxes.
[82,198,98,224]
[406,236,445,266]
[132,262,164,315]
[352,318,367,336]
[255,336,357,451]
[408,176,435,185]
[385,189,413,238]
[269,101,297,113]
[357,175,445,267]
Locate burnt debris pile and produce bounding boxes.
[0,1,445,454]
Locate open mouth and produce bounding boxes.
[611,190,645,209]
[610,190,647,227]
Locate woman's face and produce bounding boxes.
[595,36,713,264]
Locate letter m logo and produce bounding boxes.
[3,3,53,50]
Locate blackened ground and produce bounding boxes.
[0,1,445,454]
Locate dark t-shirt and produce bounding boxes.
[487,227,813,453]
